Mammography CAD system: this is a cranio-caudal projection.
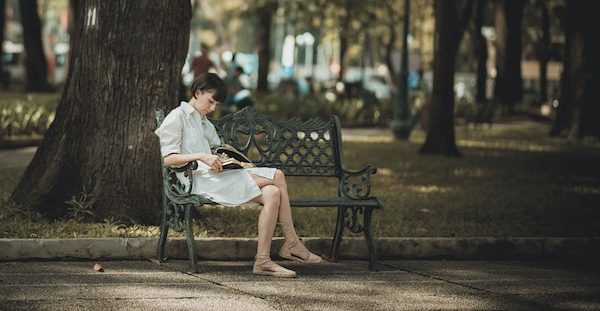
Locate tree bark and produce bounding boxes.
[0,0,5,87]
[12,0,192,223]
[19,0,53,92]
[384,1,398,87]
[493,0,524,114]
[419,0,473,156]
[338,0,352,82]
[537,0,550,105]
[473,0,488,104]
[256,2,277,92]
[567,1,600,138]
[551,0,600,138]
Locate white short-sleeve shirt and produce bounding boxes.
[155,101,275,205]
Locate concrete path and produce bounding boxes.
[0,146,36,168]
[1,259,599,310]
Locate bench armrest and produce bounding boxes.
[340,165,377,200]
[162,161,209,205]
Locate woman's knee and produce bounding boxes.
[274,169,287,186]
[261,185,281,204]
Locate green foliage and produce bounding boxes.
[64,189,96,222]
[0,93,59,139]
[254,91,394,127]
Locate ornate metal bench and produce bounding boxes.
[155,107,382,272]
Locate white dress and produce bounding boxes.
[155,101,275,206]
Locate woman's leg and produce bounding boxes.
[250,183,296,277]
[250,170,298,242]
[250,170,321,263]
[251,185,280,258]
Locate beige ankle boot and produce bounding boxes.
[253,255,297,278]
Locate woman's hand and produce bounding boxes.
[202,154,223,172]
[240,161,255,169]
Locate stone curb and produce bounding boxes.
[1,237,599,261]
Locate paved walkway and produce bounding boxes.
[1,259,599,310]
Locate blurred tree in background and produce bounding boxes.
[19,0,52,91]
[551,0,600,138]
[419,0,473,156]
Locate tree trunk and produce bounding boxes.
[338,1,352,82]
[0,0,5,87]
[419,0,473,156]
[19,0,53,92]
[537,0,549,105]
[565,1,600,138]
[384,1,398,87]
[256,2,277,92]
[12,0,192,223]
[550,0,600,138]
[473,0,488,104]
[493,0,524,114]
[68,0,81,45]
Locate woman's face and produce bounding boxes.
[194,89,220,116]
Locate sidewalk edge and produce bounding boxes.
[1,237,599,261]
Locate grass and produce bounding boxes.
[1,119,600,239]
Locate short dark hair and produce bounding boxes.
[190,73,227,102]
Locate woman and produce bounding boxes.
[155,73,321,278]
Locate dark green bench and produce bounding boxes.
[155,107,382,272]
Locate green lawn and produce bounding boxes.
[1,119,599,239]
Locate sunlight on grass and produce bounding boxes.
[457,139,561,152]
[377,168,392,176]
[452,168,489,177]
[343,135,394,143]
[407,185,455,194]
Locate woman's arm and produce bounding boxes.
[164,152,223,171]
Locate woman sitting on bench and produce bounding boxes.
[155,73,321,278]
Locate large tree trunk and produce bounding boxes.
[551,0,600,138]
[19,0,53,92]
[473,0,488,104]
[0,0,5,87]
[537,0,550,105]
[550,25,575,138]
[419,0,473,156]
[256,2,276,92]
[493,0,524,114]
[550,1,600,138]
[12,1,192,223]
[576,3,600,138]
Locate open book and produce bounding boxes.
[213,144,254,170]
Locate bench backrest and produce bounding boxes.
[211,107,344,177]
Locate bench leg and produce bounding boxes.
[363,207,378,271]
[331,206,346,262]
[184,204,198,273]
[157,203,169,263]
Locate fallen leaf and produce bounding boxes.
[93,263,104,272]
[148,258,161,265]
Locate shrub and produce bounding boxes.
[0,94,59,139]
